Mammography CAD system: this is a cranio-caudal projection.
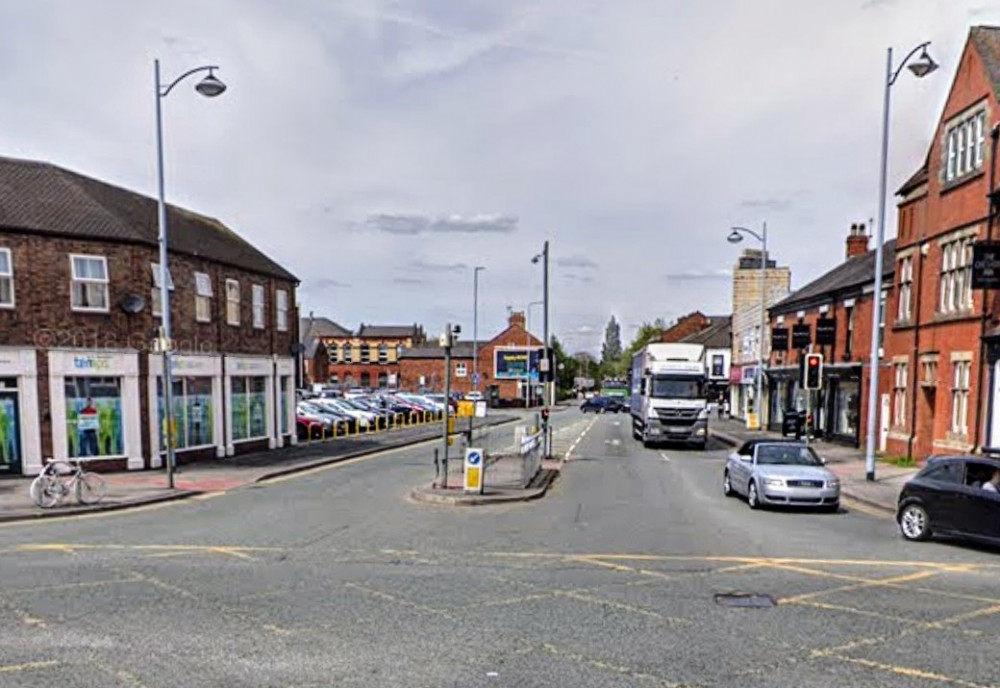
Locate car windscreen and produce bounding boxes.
[756,445,822,466]
[650,376,703,399]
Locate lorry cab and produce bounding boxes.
[630,343,709,450]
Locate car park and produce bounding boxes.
[895,455,1000,546]
[724,440,840,511]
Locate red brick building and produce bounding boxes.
[302,322,426,390]
[884,26,1000,459]
[397,311,544,404]
[766,225,893,447]
[0,156,299,475]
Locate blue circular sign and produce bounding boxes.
[467,451,482,466]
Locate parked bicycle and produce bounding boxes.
[29,459,107,508]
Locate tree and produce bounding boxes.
[549,336,578,398]
[601,316,623,369]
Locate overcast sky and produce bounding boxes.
[2,0,998,355]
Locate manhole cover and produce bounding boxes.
[713,593,776,608]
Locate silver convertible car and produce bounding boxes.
[724,440,840,511]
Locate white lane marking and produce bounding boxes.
[660,452,671,462]
[565,417,598,461]
[605,439,621,446]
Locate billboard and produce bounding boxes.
[495,348,543,380]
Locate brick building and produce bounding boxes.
[306,323,426,390]
[884,26,1000,459]
[729,248,791,423]
[0,156,299,476]
[659,312,713,343]
[299,315,351,386]
[766,225,894,447]
[397,311,544,405]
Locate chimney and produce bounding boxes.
[509,311,526,329]
[846,222,869,259]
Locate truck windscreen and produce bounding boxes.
[650,376,704,399]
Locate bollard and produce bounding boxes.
[434,448,440,487]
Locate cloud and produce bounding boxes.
[739,199,792,212]
[407,259,468,272]
[366,213,518,235]
[562,273,594,283]
[663,269,731,281]
[392,277,430,286]
[556,255,599,269]
[303,277,351,289]
[861,0,895,8]
[576,324,597,334]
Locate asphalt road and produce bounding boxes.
[1,410,999,688]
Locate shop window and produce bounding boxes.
[378,371,388,388]
[226,279,241,326]
[835,381,860,436]
[252,285,265,329]
[65,377,123,458]
[70,254,109,312]
[157,376,214,450]
[0,248,13,307]
[231,376,268,441]
[194,272,213,322]
[360,372,371,388]
[951,361,971,436]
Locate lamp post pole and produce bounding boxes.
[153,60,226,490]
[758,222,767,431]
[472,267,485,392]
[864,41,937,482]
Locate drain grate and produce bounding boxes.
[713,593,776,608]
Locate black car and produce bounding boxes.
[896,455,1000,546]
[581,396,627,414]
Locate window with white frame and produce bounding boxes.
[939,237,974,314]
[226,279,240,325]
[276,289,288,331]
[194,272,213,322]
[951,360,971,435]
[0,248,13,307]
[897,257,913,321]
[70,255,109,311]
[327,342,339,363]
[252,285,265,329]
[342,344,353,363]
[893,363,908,427]
[456,362,468,377]
[360,344,371,364]
[945,109,986,182]
[378,343,389,364]
[150,263,175,317]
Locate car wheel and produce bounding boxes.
[747,481,761,510]
[898,503,932,541]
[723,471,734,497]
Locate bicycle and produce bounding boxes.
[29,459,107,508]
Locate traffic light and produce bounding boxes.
[803,353,823,390]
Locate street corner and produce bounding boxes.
[0,488,199,525]
[409,469,559,507]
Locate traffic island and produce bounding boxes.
[410,468,559,506]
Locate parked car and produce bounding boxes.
[465,391,484,402]
[896,455,1000,545]
[724,440,840,511]
[581,396,626,414]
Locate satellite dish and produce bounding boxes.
[120,294,146,314]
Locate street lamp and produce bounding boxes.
[865,41,937,483]
[154,59,226,489]
[531,241,551,457]
[472,266,485,393]
[728,223,768,430]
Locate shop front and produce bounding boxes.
[275,357,296,447]
[821,365,862,446]
[47,350,143,470]
[148,354,225,465]
[0,348,42,476]
[766,366,800,433]
[224,356,276,455]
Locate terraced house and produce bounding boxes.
[0,156,299,476]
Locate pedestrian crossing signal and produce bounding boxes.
[803,353,823,390]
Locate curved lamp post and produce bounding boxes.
[728,223,768,430]
[531,242,550,456]
[155,60,226,489]
[864,42,937,482]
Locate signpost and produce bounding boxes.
[464,447,484,494]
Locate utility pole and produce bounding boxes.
[442,323,453,487]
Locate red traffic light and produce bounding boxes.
[808,356,819,366]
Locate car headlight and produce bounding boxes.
[827,478,840,487]
[762,478,784,487]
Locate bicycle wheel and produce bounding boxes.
[30,476,60,508]
[76,472,107,505]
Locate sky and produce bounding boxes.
[1,0,998,356]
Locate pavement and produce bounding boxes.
[0,412,523,522]
[709,416,918,514]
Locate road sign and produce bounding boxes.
[464,448,484,494]
[472,373,480,386]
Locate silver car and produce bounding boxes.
[723,441,840,511]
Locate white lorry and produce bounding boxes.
[630,342,708,449]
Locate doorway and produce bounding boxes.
[0,387,22,475]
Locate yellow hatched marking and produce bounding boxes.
[0,660,59,673]
[824,654,992,688]
[779,569,941,604]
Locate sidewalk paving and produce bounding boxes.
[710,417,917,514]
[0,414,519,523]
